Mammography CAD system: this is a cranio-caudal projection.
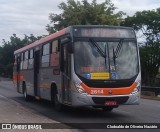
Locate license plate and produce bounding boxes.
[105,101,117,106]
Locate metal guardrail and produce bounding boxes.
[141,86,160,96]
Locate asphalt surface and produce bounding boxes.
[0,77,159,132]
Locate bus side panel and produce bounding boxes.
[13,56,21,93]
[39,67,61,101]
[21,70,34,96]
[17,71,23,94]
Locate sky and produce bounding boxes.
[0,0,159,45]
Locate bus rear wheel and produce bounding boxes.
[23,83,30,101]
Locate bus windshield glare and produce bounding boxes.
[74,40,139,80]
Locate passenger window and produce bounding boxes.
[24,51,29,60]
[23,51,29,69]
[52,40,58,53]
[28,49,34,69]
[50,40,59,67]
[29,49,34,59]
[43,43,50,55]
[20,53,24,70]
[21,53,24,61]
[42,43,50,67]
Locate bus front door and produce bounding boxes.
[61,43,71,104]
[34,50,40,97]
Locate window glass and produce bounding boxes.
[29,49,34,59]
[21,53,24,61]
[74,41,138,80]
[52,40,58,53]
[42,43,50,67]
[28,59,33,69]
[24,51,28,60]
[42,55,50,67]
[23,60,28,69]
[43,43,50,55]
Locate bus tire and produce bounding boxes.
[51,84,57,106]
[51,84,63,111]
[23,82,30,101]
[102,107,114,112]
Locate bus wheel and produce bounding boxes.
[102,107,114,112]
[23,83,30,101]
[54,94,63,111]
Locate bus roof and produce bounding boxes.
[14,28,67,55]
[14,25,134,55]
[72,25,133,29]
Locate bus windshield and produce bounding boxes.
[74,40,139,80]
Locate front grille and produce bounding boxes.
[85,81,133,88]
[78,76,135,88]
[92,96,129,105]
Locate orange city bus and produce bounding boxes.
[13,25,141,111]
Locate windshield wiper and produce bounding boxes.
[113,39,124,58]
[113,39,124,70]
[89,39,106,58]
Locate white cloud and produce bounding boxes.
[0,0,63,44]
[0,0,159,45]
[112,0,160,16]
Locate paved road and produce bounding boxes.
[0,78,77,132]
[0,78,159,131]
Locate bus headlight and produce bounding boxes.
[132,82,141,94]
[74,82,87,94]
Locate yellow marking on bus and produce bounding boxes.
[91,72,110,80]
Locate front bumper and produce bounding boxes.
[71,91,140,107]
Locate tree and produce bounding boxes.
[121,8,160,86]
[0,34,42,77]
[46,0,125,34]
